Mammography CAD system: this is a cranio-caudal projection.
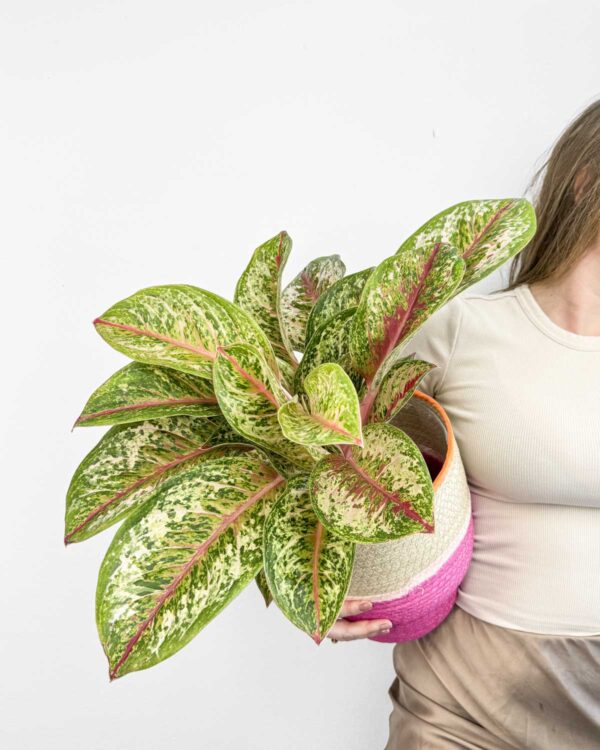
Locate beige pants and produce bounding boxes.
[386,604,600,749]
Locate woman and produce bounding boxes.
[327,99,600,749]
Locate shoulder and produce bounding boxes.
[460,286,521,307]
[417,284,527,363]
[419,290,465,329]
[407,284,524,354]
[458,285,524,333]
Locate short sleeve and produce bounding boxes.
[400,294,464,399]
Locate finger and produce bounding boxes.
[330,619,393,641]
[327,618,393,642]
[338,599,374,618]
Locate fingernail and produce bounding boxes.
[380,621,393,630]
[359,601,373,612]
[380,628,391,634]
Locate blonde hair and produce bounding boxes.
[504,98,600,291]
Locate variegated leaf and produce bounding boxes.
[258,449,307,480]
[294,309,365,397]
[350,243,464,388]
[65,416,228,544]
[199,418,252,447]
[398,198,536,294]
[281,255,346,352]
[96,448,285,679]
[278,363,362,446]
[200,432,301,483]
[234,231,296,364]
[305,267,373,344]
[94,284,278,380]
[207,419,306,480]
[263,476,355,643]
[275,356,296,393]
[255,568,273,607]
[213,343,322,471]
[369,356,436,423]
[309,422,434,543]
[74,362,220,427]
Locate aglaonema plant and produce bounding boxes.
[66,199,536,679]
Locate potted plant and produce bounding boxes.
[65,198,536,679]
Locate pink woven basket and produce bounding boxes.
[344,390,473,643]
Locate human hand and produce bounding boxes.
[326,599,392,642]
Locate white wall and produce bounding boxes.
[1,1,598,748]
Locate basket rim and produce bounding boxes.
[412,389,455,491]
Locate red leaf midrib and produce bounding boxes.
[76,396,218,424]
[462,201,514,260]
[342,453,433,533]
[364,243,442,385]
[307,410,362,444]
[108,472,285,679]
[65,444,214,543]
[94,318,215,359]
[217,347,280,408]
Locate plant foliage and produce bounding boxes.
[66,199,536,678]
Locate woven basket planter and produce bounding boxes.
[344,390,473,643]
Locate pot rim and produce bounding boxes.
[412,389,454,491]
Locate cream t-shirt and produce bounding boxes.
[404,282,600,635]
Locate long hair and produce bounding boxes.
[504,98,600,291]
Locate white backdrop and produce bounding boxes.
[1,2,599,748]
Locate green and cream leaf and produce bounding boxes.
[94,284,278,380]
[263,476,355,644]
[398,198,536,294]
[305,268,373,344]
[278,363,362,446]
[255,568,273,608]
[275,356,296,393]
[294,309,365,397]
[188,420,300,480]
[96,448,285,679]
[350,243,464,389]
[309,423,434,543]
[65,416,227,544]
[75,362,220,427]
[281,255,346,352]
[234,231,295,364]
[369,356,436,423]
